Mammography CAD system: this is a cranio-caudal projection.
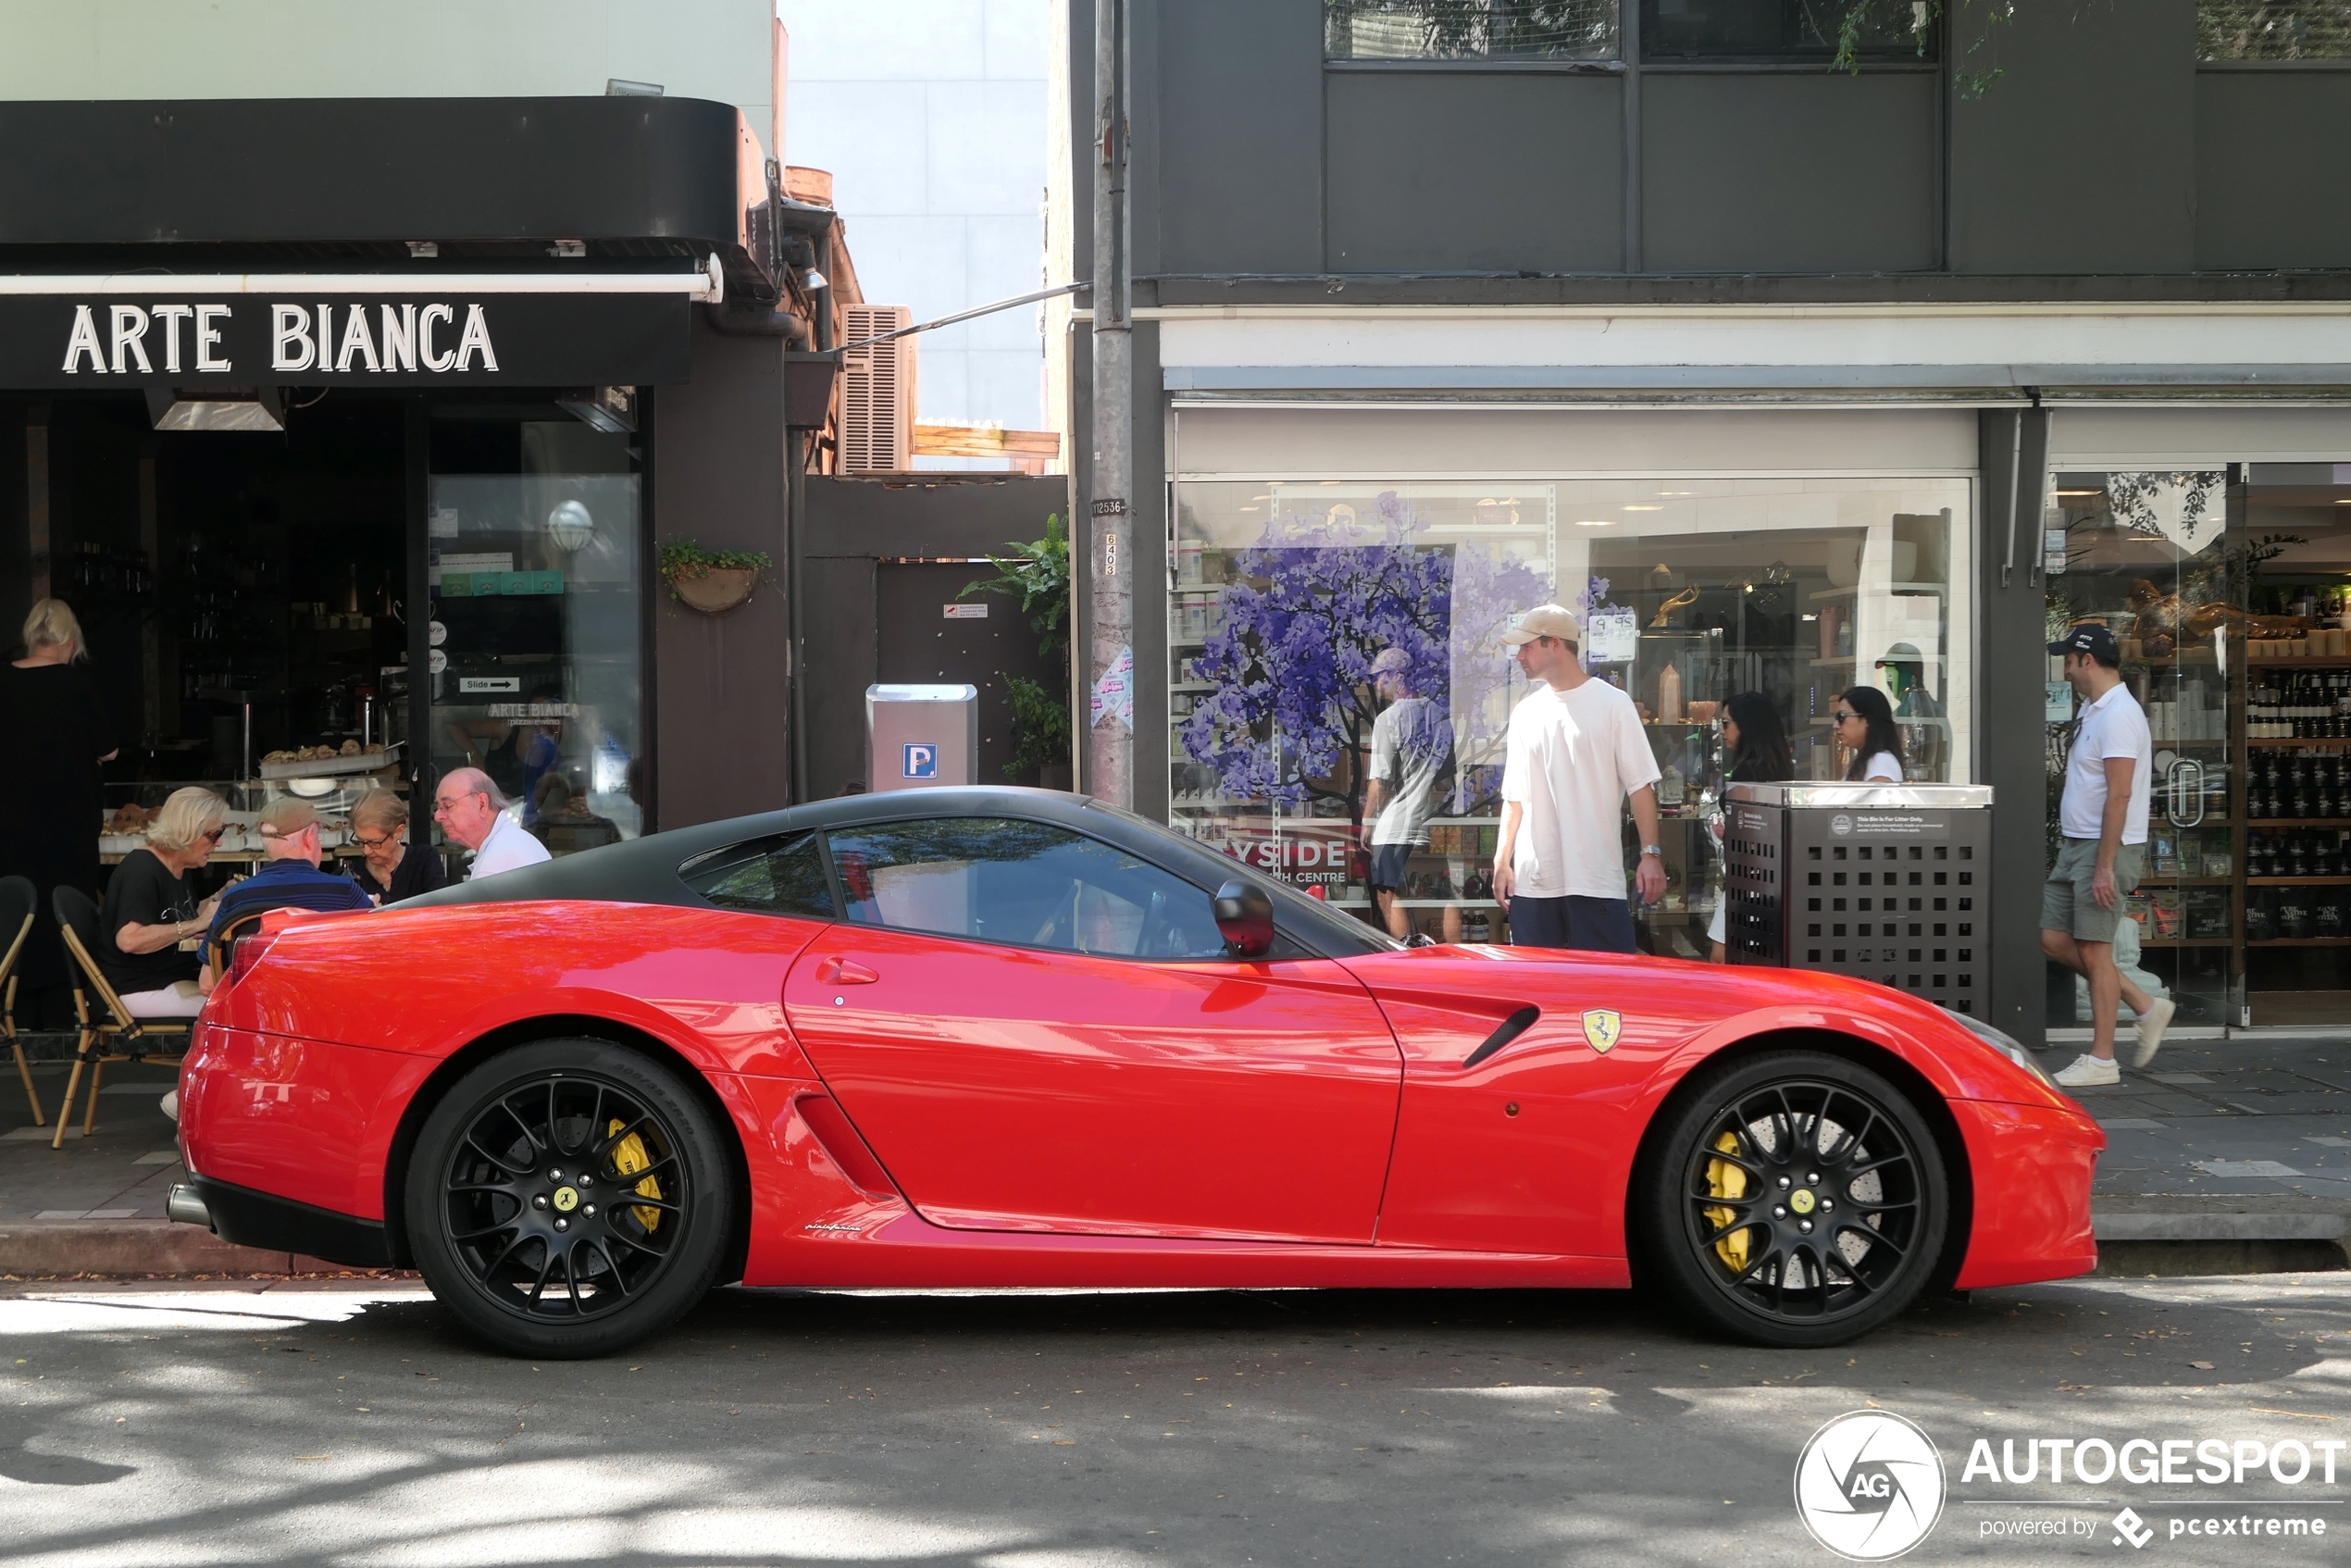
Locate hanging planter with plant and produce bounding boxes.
[659,541,772,614]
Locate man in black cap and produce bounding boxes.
[2040,623,2171,1086]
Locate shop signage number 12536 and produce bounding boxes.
[0,295,690,388]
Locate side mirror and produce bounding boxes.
[1212,879,1275,960]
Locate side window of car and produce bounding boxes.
[826,817,1226,959]
[678,832,837,919]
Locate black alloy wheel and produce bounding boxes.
[1640,1051,1947,1348]
[405,1039,734,1358]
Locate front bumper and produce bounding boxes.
[168,1176,396,1268]
[1951,1098,2104,1289]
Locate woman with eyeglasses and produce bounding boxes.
[98,786,227,1018]
[344,790,446,905]
[1708,691,1795,963]
[1833,685,1906,784]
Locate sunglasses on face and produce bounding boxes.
[1832,710,1860,724]
[199,826,229,843]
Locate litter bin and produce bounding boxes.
[865,684,978,793]
[1721,782,1994,1017]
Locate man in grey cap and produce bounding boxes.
[1492,604,1665,952]
[2041,622,2171,1086]
[1362,647,1455,941]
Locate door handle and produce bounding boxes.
[816,956,880,986]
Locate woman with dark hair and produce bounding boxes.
[1708,692,1795,962]
[1834,685,1905,783]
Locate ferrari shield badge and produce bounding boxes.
[1581,1009,1622,1054]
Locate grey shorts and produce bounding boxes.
[2041,837,2146,944]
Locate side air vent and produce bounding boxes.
[792,1093,900,1198]
[1462,1006,1541,1069]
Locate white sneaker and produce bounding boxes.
[159,1090,178,1122]
[2053,1053,2121,1088]
[2125,998,2175,1070]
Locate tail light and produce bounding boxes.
[222,927,284,993]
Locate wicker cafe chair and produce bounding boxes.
[50,885,191,1151]
[201,910,267,988]
[1,876,41,1126]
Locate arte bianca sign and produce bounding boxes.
[61,301,500,377]
[0,293,690,388]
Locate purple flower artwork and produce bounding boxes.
[1180,492,1454,818]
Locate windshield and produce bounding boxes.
[1081,798,1403,958]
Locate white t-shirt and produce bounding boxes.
[1499,678,1661,900]
[1369,695,1449,846]
[469,810,554,879]
[1857,751,1903,782]
[2062,682,2152,845]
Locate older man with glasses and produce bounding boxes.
[433,766,552,881]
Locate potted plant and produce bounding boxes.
[659,541,771,614]
[960,514,1073,789]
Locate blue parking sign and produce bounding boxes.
[902,742,938,779]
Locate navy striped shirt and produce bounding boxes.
[204,856,372,951]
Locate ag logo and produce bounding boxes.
[1580,1009,1621,1054]
[1793,1410,1946,1562]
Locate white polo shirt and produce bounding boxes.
[468,810,554,879]
[2061,682,2153,845]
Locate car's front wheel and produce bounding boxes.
[1640,1050,1948,1349]
[405,1039,735,1358]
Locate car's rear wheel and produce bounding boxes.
[1640,1050,1947,1349]
[405,1039,734,1358]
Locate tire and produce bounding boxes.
[405,1039,735,1359]
[1638,1050,1948,1350]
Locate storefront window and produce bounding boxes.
[2046,464,2351,1032]
[1169,478,1971,952]
[429,416,644,857]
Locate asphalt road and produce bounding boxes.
[3,1274,2348,1567]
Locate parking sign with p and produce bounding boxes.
[902,742,938,779]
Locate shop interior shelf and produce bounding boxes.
[2144,938,2239,948]
[2248,738,2351,749]
[1808,583,1949,602]
[2247,656,2351,669]
[2246,937,2351,947]
[2140,876,2236,886]
[2248,818,2351,828]
[2247,877,2351,885]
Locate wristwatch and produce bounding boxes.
[1639,844,1663,858]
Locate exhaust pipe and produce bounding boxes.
[165,1184,212,1229]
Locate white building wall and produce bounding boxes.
[777,0,1049,456]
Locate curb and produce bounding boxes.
[2092,1194,2351,1243]
[0,1222,386,1278]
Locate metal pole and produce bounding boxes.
[1088,0,1133,808]
[787,424,809,804]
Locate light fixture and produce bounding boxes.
[1573,518,1615,527]
[606,78,665,96]
[2055,488,2105,497]
[801,268,829,292]
[546,500,596,554]
[406,241,439,258]
[1623,504,1665,512]
[143,385,283,432]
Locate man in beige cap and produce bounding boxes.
[1493,604,1665,952]
[198,795,371,978]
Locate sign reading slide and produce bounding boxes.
[0,293,691,387]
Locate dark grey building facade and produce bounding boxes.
[1063,0,2351,1046]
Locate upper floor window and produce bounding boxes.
[1325,1,1621,62]
[2200,2,2351,58]
[1642,0,1938,62]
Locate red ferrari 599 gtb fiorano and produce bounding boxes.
[168,788,2100,1358]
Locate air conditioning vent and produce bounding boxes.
[840,305,916,473]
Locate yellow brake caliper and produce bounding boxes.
[1704,1131,1750,1272]
[608,1118,664,1232]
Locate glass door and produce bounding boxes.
[2043,471,2238,1033]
